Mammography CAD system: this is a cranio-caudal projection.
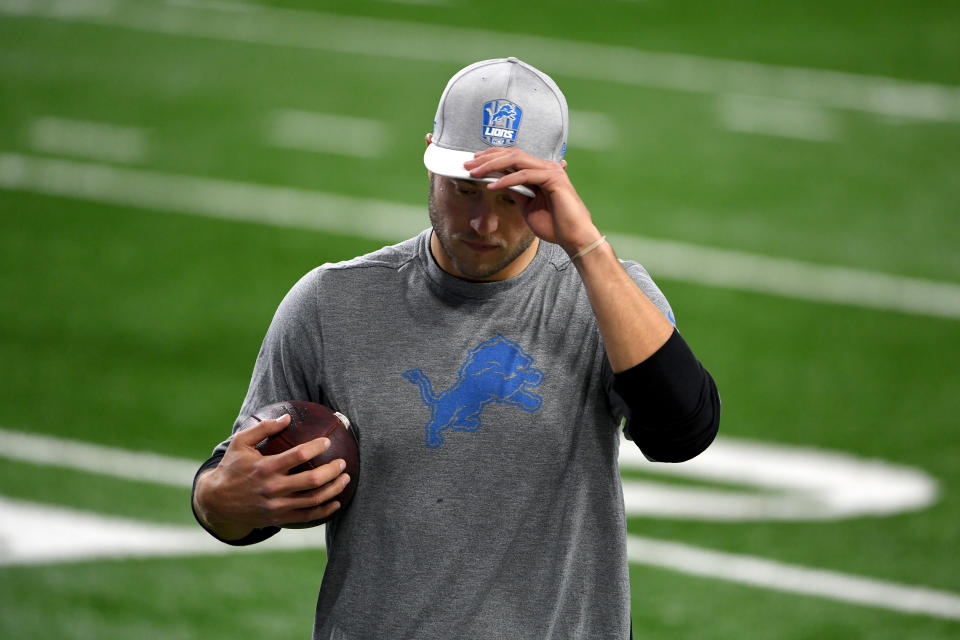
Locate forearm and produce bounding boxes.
[570,234,720,460]
[572,238,675,373]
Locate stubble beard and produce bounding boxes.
[428,179,536,281]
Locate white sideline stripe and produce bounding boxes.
[0,427,952,617]
[266,109,389,158]
[717,94,837,141]
[3,0,960,123]
[0,152,426,244]
[28,117,149,163]
[0,425,937,522]
[626,536,960,620]
[2,152,959,320]
[0,427,198,488]
[607,232,960,320]
[619,438,936,521]
[1,497,959,620]
[0,497,326,566]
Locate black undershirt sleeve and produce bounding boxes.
[613,328,721,462]
[191,453,281,546]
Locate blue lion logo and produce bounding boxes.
[490,103,518,122]
[403,335,544,448]
[481,99,523,147]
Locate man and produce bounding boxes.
[192,57,720,638]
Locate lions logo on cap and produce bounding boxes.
[481,99,522,147]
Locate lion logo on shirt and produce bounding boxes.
[403,335,544,448]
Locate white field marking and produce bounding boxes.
[0,427,199,488]
[28,117,149,163]
[0,426,938,523]
[0,497,326,566]
[716,94,837,141]
[0,153,426,244]
[568,110,617,150]
[606,231,960,320]
[2,502,959,622]
[626,536,960,620]
[2,152,960,319]
[0,433,956,620]
[3,0,960,122]
[618,437,937,520]
[2,502,959,623]
[265,109,388,158]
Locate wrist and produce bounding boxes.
[569,235,607,261]
[192,469,220,528]
[558,219,604,257]
[193,469,255,542]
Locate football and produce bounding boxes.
[240,400,359,528]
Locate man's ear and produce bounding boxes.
[425,133,433,179]
[560,159,567,171]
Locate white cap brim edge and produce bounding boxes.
[424,144,536,199]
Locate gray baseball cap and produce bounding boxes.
[424,57,569,199]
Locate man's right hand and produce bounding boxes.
[193,413,351,541]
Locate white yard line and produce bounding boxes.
[626,536,960,620]
[0,496,326,566]
[0,427,198,488]
[0,422,955,620]
[265,109,389,158]
[28,117,149,163]
[0,152,426,244]
[2,152,958,320]
[3,497,959,621]
[607,232,960,320]
[0,426,937,522]
[2,0,959,122]
[619,438,936,520]
[716,94,837,141]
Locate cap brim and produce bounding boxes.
[424,144,536,199]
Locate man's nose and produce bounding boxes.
[469,206,499,235]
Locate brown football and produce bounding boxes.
[240,400,359,528]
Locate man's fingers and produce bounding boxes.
[487,168,556,193]
[464,152,564,195]
[264,470,350,525]
[264,459,347,497]
[261,436,333,474]
[278,457,346,493]
[233,413,291,447]
[284,471,351,509]
[260,457,346,500]
[466,148,557,175]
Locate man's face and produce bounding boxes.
[428,175,537,281]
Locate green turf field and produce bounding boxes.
[2,0,959,637]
